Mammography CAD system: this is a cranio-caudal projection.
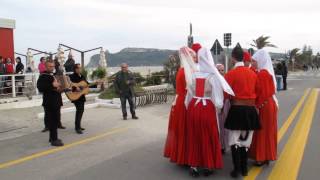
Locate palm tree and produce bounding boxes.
[250,35,277,49]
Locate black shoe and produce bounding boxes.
[132,116,139,120]
[58,126,66,129]
[80,127,85,131]
[41,128,49,132]
[51,139,64,146]
[189,167,200,177]
[76,129,83,134]
[203,169,213,177]
[253,160,269,167]
[123,117,127,120]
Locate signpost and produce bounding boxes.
[211,39,223,64]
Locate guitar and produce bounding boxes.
[65,80,90,101]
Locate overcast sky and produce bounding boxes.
[1,0,319,64]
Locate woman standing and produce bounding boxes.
[250,49,278,166]
[185,47,234,177]
[164,47,195,165]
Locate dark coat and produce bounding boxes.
[69,72,88,103]
[114,71,136,96]
[37,71,63,109]
[64,59,75,73]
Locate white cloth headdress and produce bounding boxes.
[252,49,279,107]
[197,47,234,108]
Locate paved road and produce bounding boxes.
[0,71,319,180]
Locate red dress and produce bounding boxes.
[186,74,223,169]
[164,68,188,164]
[250,70,278,161]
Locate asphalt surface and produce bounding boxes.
[0,71,319,180]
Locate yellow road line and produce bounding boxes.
[0,126,128,169]
[244,88,311,180]
[268,89,319,179]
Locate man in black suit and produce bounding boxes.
[114,63,138,120]
[69,64,88,134]
[37,59,64,146]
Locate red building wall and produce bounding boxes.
[0,28,14,63]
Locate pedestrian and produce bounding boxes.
[224,45,260,178]
[216,63,231,153]
[185,46,234,177]
[281,61,288,90]
[0,56,5,95]
[15,57,24,95]
[69,64,88,134]
[37,59,64,146]
[250,49,278,166]
[114,63,138,120]
[64,51,75,73]
[274,63,283,91]
[38,57,46,74]
[164,46,193,165]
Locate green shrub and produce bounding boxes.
[91,67,107,79]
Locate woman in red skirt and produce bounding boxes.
[185,47,234,177]
[164,46,197,165]
[250,49,278,166]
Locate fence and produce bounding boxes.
[0,73,39,99]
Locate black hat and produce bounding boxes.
[232,43,243,62]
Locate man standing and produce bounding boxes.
[0,56,5,94]
[114,63,138,120]
[37,59,64,146]
[64,51,75,73]
[281,61,288,90]
[69,64,88,134]
[224,45,260,178]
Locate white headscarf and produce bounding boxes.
[179,47,197,90]
[252,49,279,107]
[197,47,234,108]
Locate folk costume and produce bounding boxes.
[164,47,196,165]
[249,49,278,165]
[185,47,234,176]
[224,46,260,177]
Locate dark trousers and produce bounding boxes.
[282,75,287,90]
[44,107,61,141]
[120,93,135,117]
[74,101,84,130]
[44,107,62,128]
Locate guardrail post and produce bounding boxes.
[12,75,16,98]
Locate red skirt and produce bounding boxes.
[250,98,278,161]
[186,98,223,169]
[164,95,187,165]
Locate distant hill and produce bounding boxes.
[86,48,177,68]
[87,47,287,68]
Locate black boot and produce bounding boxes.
[240,147,248,176]
[189,167,200,177]
[230,145,241,178]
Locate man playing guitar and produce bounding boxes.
[69,64,88,134]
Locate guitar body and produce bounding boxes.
[65,81,90,101]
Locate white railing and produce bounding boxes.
[0,73,40,98]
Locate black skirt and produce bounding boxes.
[224,105,261,130]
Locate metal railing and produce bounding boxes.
[0,73,39,99]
